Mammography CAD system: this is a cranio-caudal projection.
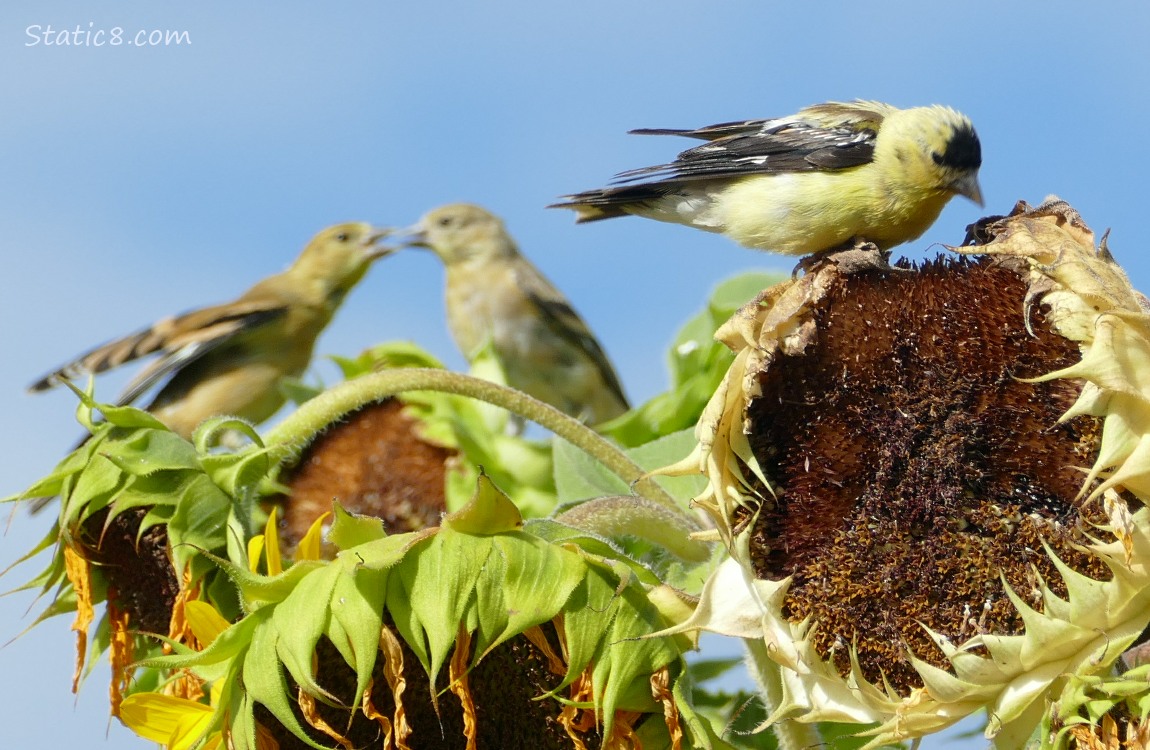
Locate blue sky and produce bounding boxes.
[1,2,1147,748]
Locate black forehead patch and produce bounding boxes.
[932,124,981,170]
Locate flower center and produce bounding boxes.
[742,257,1111,691]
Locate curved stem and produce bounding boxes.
[263,368,681,511]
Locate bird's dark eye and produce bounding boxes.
[438,217,454,227]
[335,232,350,242]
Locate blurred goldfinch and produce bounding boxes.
[30,223,393,439]
[552,100,983,255]
[401,203,629,425]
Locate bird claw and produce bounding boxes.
[792,238,896,278]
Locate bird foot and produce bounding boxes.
[791,238,895,278]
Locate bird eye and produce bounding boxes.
[438,217,454,227]
[335,232,350,242]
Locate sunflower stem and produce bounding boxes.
[262,368,681,511]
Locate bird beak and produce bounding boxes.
[366,226,398,260]
[951,174,984,207]
[391,222,430,250]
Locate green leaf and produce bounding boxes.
[327,501,388,549]
[74,389,168,431]
[167,474,236,579]
[601,271,784,448]
[386,527,487,687]
[258,550,387,709]
[243,610,328,750]
[135,608,265,676]
[59,453,125,532]
[333,341,448,380]
[553,436,626,503]
[524,518,663,586]
[271,563,339,700]
[100,429,201,476]
[443,471,523,535]
[471,532,585,662]
[347,529,436,571]
[229,687,263,750]
[213,553,326,612]
[553,428,702,508]
[554,495,710,563]
[0,522,60,585]
[551,426,716,587]
[709,271,783,311]
[199,443,274,502]
[558,559,682,740]
[278,375,324,407]
[327,564,388,705]
[4,434,103,505]
[686,657,744,685]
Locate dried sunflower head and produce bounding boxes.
[676,199,1150,747]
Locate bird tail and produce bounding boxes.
[547,195,633,222]
[549,182,672,223]
[28,324,168,392]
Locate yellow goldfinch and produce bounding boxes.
[552,100,983,255]
[400,203,629,425]
[30,223,393,439]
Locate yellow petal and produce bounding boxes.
[185,600,232,647]
[264,507,282,576]
[170,706,217,750]
[119,692,212,744]
[296,511,331,561]
[247,534,266,574]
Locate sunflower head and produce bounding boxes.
[679,199,1150,747]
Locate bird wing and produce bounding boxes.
[551,102,894,219]
[627,100,890,142]
[615,109,883,185]
[513,264,629,409]
[29,299,288,407]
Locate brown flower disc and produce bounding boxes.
[742,256,1111,690]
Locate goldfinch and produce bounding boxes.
[552,100,983,255]
[400,203,629,425]
[30,223,393,439]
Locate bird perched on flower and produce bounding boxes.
[399,203,629,425]
[30,222,393,443]
[552,100,983,256]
